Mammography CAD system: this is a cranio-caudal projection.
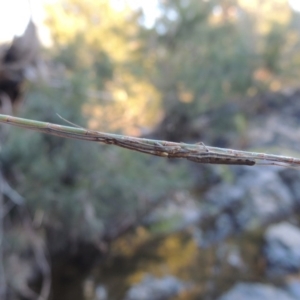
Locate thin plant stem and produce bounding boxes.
[0,114,299,168]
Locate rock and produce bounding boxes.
[218,283,295,300]
[204,183,245,211]
[264,222,300,276]
[279,169,300,202]
[95,284,107,300]
[216,244,246,270]
[124,275,189,300]
[233,168,294,224]
[285,279,300,299]
[201,182,249,245]
[144,191,201,232]
[199,168,294,245]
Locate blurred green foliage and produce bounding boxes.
[135,0,300,138]
[152,0,257,110]
[3,0,300,246]
[1,82,191,243]
[3,0,300,299]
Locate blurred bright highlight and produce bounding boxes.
[289,0,300,12]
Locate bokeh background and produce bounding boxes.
[1,0,300,299]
